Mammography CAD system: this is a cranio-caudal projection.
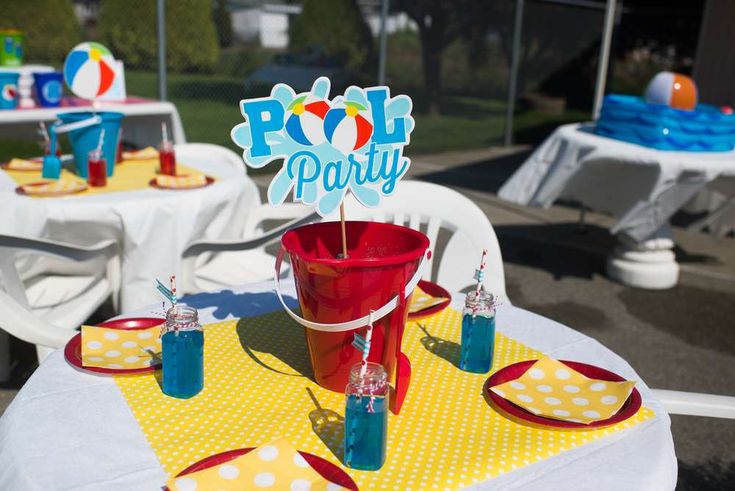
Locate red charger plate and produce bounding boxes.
[484,359,642,430]
[164,448,358,491]
[149,175,214,190]
[16,181,88,197]
[408,279,451,320]
[64,317,164,375]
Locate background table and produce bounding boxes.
[498,123,735,288]
[0,281,677,490]
[0,146,254,311]
[0,98,187,147]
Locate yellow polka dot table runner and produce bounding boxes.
[4,158,210,197]
[115,308,654,490]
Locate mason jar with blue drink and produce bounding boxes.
[344,362,389,471]
[459,290,496,373]
[162,305,204,399]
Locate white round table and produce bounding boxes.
[0,281,677,490]
[0,145,256,311]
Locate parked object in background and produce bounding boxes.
[0,30,23,67]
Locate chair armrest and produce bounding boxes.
[651,389,735,419]
[0,290,76,349]
[0,235,118,263]
[183,211,318,257]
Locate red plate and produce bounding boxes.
[64,317,164,375]
[164,448,358,491]
[484,359,642,430]
[16,180,88,197]
[408,280,451,320]
[149,175,214,190]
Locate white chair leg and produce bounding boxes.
[35,345,55,365]
[652,389,735,419]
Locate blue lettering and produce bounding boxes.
[367,88,407,145]
[242,99,284,157]
[324,160,348,191]
[286,151,320,199]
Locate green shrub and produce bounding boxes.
[289,0,373,71]
[2,0,80,65]
[99,0,219,73]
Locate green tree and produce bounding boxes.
[2,0,80,65]
[289,0,373,71]
[213,0,233,48]
[99,0,219,72]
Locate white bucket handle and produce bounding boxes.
[274,247,431,332]
[53,115,103,135]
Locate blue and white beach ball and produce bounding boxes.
[285,94,330,146]
[324,102,373,155]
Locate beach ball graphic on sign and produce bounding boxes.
[63,42,117,100]
[324,101,373,154]
[285,94,330,146]
[644,71,698,111]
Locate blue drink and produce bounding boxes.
[344,394,388,470]
[460,314,495,373]
[162,306,203,399]
[459,290,496,373]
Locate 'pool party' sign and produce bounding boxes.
[231,77,414,216]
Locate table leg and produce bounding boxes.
[606,225,679,289]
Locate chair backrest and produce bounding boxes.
[338,181,506,299]
[173,143,247,173]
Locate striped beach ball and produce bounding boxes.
[63,42,117,100]
[324,102,373,154]
[644,71,698,111]
[285,94,329,146]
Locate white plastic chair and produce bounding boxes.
[180,176,319,294]
[338,180,506,299]
[650,389,735,419]
[0,235,120,371]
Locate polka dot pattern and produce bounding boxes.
[116,309,654,490]
[490,356,639,424]
[81,324,162,369]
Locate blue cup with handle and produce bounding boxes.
[55,111,124,177]
[0,72,19,109]
[33,72,64,107]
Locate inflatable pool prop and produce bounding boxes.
[596,71,735,152]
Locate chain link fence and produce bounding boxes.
[1,0,704,162]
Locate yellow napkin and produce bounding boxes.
[155,174,208,189]
[167,438,348,491]
[409,285,448,314]
[490,356,636,424]
[81,324,162,369]
[20,180,87,196]
[5,158,42,171]
[122,146,159,160]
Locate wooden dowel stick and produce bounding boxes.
[340,202,348,258]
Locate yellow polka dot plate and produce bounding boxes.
[484,358,641,429]
[65,317,164,375]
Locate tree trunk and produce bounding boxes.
[419,27,442,116]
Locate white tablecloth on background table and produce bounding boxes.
[0,147,255,311]
[499,123,735,241]
[0,99,187,147]
[0,281,677,490]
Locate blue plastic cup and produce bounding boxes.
[57,111,124,177]
[0,72,19,110]
[33,72,64,107]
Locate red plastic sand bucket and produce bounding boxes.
[277,221,430,413]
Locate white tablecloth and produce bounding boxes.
[499,123,735,241]
[0,147,254,311]
[0,281,677,490]
[0,100,187,147]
